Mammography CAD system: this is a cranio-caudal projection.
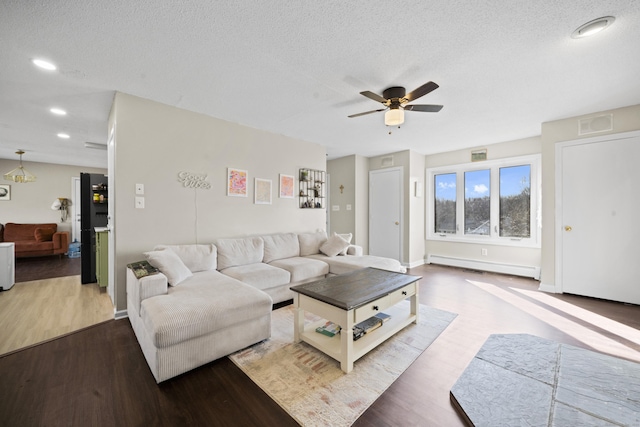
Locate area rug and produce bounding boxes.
[229,302,457,426]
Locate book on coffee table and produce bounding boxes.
[316,321,341,337]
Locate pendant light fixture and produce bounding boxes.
[4,150,37,183]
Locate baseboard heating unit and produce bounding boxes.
[426,255,541,280]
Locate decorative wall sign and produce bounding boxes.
[227,168,248,197]
[255,178,272,205]
[177,171,211,189]
[279,174,294,198]
[0,185,10,201]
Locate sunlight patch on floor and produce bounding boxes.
[467,280,640,362]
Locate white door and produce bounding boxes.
[558,132,640,305]
[369,167,402,261]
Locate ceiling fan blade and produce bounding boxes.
[404,104,443,113]
[348,108,387,118]
[359,91,388,104]
[403,81,439,103]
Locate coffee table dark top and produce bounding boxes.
[290,267,421,310]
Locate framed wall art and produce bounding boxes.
[227,168,248,197]
[0,185,10,201]
[254,178,272,205]
[279,174,294,198]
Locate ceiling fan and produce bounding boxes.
[348,81,443,126]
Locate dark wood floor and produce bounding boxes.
[1,264,638,426]
[15,255,81,282]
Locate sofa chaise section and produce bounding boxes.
[127,244,272,383]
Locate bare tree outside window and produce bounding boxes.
[499,165,530,238]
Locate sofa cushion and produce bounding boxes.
[268,257,329,283]
[298,231,327,256]
[4,223,57,242]
[319,233,350,257]
[154,244,217,272]
[306,254,407,275]
[334,232,353,255]
[220,263,290,291]
[34,228,55,242]
[216,237,264,270]
[144,250,193,286]
[262,233,300,263]
[140,270,272,348]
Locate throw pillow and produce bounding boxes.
[34,228,55,242]
[144,250,193,286]
[333,232,353,255]
[319,233,350,257]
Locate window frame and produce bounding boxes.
[426,154,541,248]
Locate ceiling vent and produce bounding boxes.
[578,114,613,135]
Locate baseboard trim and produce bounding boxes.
[406,259,426,269]
[427,255,541,280]
[114,309,128,320]
[538,283,557,293]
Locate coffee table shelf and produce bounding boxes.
[298,303,417,364]
[292,268,421,373]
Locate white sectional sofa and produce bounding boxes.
[127,230,406,382]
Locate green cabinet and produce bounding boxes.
[95,230,108,288]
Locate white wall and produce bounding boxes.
[0,159,106,231]
[540,104,640,288]
[424,136,542,270]
[327,155,356,237]
[109,93,327,311]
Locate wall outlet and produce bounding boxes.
[135,183,144,195]
[346,204,352,211]
[481,248,488,256]
[135,196,145,209]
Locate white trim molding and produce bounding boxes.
[427,254,540,280]
[115,309,128,320]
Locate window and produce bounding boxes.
[434,173,456,234]
[427,154,540,247]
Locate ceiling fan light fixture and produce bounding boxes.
[385,108,404,126]
[571,16,615,39]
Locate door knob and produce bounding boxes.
[395,221,399,225]
[564,226,572,232]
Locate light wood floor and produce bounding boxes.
[0,275,114,355]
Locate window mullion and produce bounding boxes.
[490,166,500,238]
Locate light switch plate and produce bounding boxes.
[135,196,145,209]
[135,183,144,195]
[332,205,340,211]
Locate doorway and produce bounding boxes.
[556,131,640,305]
[369,167,403,261]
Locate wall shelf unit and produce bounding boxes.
[299,168,325,209]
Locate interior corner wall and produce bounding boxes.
[0,159,106,229]
[327,155,356,237]
[540,104,640,289]
[110,92,326,312]
[355,154,369,253]
[424,137,542,270]
[409,151,426,266]
[327,154,369,252]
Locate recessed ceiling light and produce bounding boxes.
[571,16,615,39]
[57,133,70,139]
[50,107,67,116]
[32,58,57,71]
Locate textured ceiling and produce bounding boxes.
[1,1,639,169]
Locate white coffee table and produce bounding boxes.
[291,268,421,373]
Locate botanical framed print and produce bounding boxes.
[227,168,248,197]
[254,178,272,205]
[279,174,294,198]
[0,185,10,201]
